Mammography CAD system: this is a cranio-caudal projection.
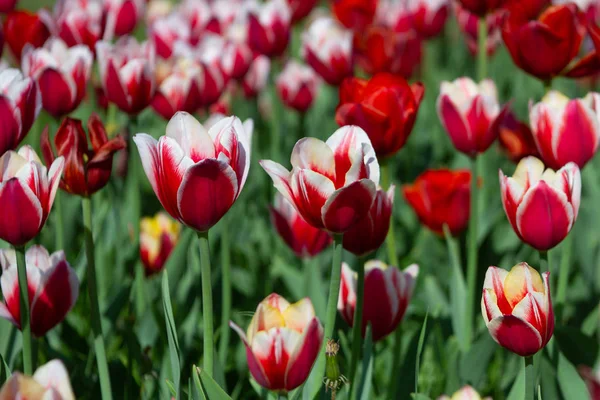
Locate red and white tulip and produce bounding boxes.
[54,0,104,51]
[409,0,449,39]
[230,293,324,392]
[0,246,78,337]
[455,4,503,56]
[243,55,270,98]
[140,212,181,276]
[222,21,254,80]
[3,10,52,61]
[246,0,291,58]
[499,156,581,251]
[150,14,191,59]
[0,359,75,399]
[151,58,204,120]
[103,0,144,38]
[276,61,321,113]
[482,263,554,357]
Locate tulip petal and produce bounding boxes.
[285,318,324,391]
[37,68,76,117]
[326,125,379,186]
[230,321,272,389]
[167,112,216,162]
[511,293,547,345]
[282,298,316,333]
[322,179,376,233]
[260,160,295,205]
[553,100,600,169]
[0,265,41,328]
[291,138,336,183]
[482,266,512,314]
[291,169,335,229]
[338,262,356,326]
[209,116,250,192]
[487,315,542,356]
[0,178,43,246]
[437,94,472,154]
[33,360,75,400]
[363,265,395,341]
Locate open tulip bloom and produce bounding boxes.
[0,359,75,400]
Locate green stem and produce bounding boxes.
[54,192,64,252]
[387,326,403,399]
[556,235,572,322]
[539,251,549,273]
[444,225,468,352]
[218,227,231,367]
[348,258,366,393]
[543,80,553,95]
[381,163,399,266]
[15,246,32,375]
[465,156,481,349]
[82,197,113,400]
[298,112,306,140]
[525,356,535,400]
[198,231,214,377]
[477,17,487,80]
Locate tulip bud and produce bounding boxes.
[0,360,75,400]
[150,14,191,59]
[140,212,180,276]
[3,10,51,61]
[481,263,554,356]
[410,0,449,39]
[247,0,292,58]
[103,0,144,38]
[230,293,324,392]
[276,61,321,113]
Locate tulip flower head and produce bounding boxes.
[579,365,600,400]
[54,0,104,51]
[482,263,554,356]
[286,0,317,22]
[150,13,192,59]
[103,0,144,38]
[276,61,321,113]
[140,212,181,276]
[0,246,79,337]
[338,261,419,341]
[499,156,580,251]
[3,10,51,61]
[246,0,292,58]
[230,293,324,392]
[243,55,271,98]
[221,20,254,80]
[332,0,379,31]
[497,109,540,163]
[409,0,449,39]
[530,90,600,170]
[261,125,380,233]
[0,147,64,246]
[438,385,491,400]
[0,359,75,400]
[134,112,253,233]
[22,38,93,118]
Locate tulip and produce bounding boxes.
[22,38,93,118]
[276,61,321,113]
[270,193,332,258]
[103,0,144,38]
[0,147,64,247]
[338,261,418,341]
[343,186,394,257]
[246,0,291,58]
[151,58,204,120]
[332,0,378,31]
[0,246,79,337]
[179,0,214,43]
[0,359,75,400]
[140,212,181,276]
[336,73,424,159]
[455,4,504,56]
[150,14,191,59]
[481,263,554,356]
[458,0,506,17]
[437,77,508,156]
[146,0,173,26]
[0,69,41,157]
[221,19,254,80]
[242,55,271,98]
[287,0,317,22]
[230,293,324,392]
[438,385,491,400]
[499,156,580,251]
[579,365,600,400]
[529,91,600,170]
[403,169,471,236]
[54,0,104,51]
[497,109,540,163]
[261,125,380,233]
[0,0,16,13]
[301,17,354,86]
[410,0,449,39]
[41,115,126,197]
[134,112,252,232]
[3,10,51,61]
[502,3,586,81]
[96,37,156,115]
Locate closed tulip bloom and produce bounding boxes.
[500,156,580,251]
[287,0,317,22]
[403,169,471,236]
[54,0,104,51]
[482,263,554,356]
[3,10,51,61]
[96,37,156,115]
[0,360,75,400]
[0,147,64,246]
[222,20,254,80]
[438,385,491,400]
[301,17,353,86]
[22,39,93,118]
[530,91,600,169]
[343,186,394,257]
[247,0,291,58]
[41,115,126,197]
[135,112,252,232]
[338,261,419,341]
[332,0,378,31]
[0,246,79,337]
[261,125,380,233]
[437,77,507,155]
[150,14,191,59]
[0,69,41,157]
[497,109,540,163]
[336,73,424,159]
[103,0,144,38]
[0,0,16,13]
[151,58,204,119]
[455,4,504,56]
[243,55,271,98]
[140,212,180,276]
[230,293,324,392]
[276,61,321,113]
[270,193,332,258]
[410,0,449,39]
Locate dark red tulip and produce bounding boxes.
[496,109,540,163]
[411,0,449,39]
[0,0,16,13]
[458,0,506,17]
[4,10,51,61]
[566,20,600,78]
[455,4,504,56]
[333,0,378,31]
[287,0,317,23]
[41,115,126,197]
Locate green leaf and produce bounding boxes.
[506,359,525,400]
[356,325,374,400]
[411,394,433,400]
[415,311,429,394]
[554,326,599,367]
[166,380,178,399]
[557,352,589,399]
[197,366,233,400]
[443,226,467,351]
[162,271,181,399]
[0,352,10,384]
[192,365,206,400]
[459,334,496,387]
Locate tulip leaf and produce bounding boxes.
[0,352,10,384]
[192,365,206,400]
[196,366,232,400]
[411,395,432,400]
[506,359,526,400]
[443,225,467,351]
[539,356,560,400]
[557,351,589,399]
[250,378,277,400]
[357,324,373,400]
[415,311,429,395]
[554,326,599,367]
[162,271,181,399]
[459,334,496,387]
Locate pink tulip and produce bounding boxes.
[247,0,291,58]
[230,293,324,392]
[22,38,93,118]
[54,0,104,51]
[482,263,554,357]
[0,246,78,337]
[530,90,600,170]
[260,125,380,233]
[276,61,321,113]
[151,58,204,120]
[0,359,75,399]
[134,112,253,232]
[242,55,270,98]
[499,156,581,251]
[338,261,419,341]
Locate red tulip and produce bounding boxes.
[0,359,75,399]
[336,73,424,159]
[496,109,540,163]
[287,0,317,22]
[261,125,380,233]
[0,0,16,13]
[54,0,104,51]
[150,14,191,59]
[332,0,378,31]
[134,112,253,232]
[247,0,291,58]
[502,3,586,81]
[4,10,51,61]
[455,4,504,56]
[301,17,354,86]
[270,193,332,258]
[579,366,600,400]
[41,115,126,197]
[276,61,321,113]
[437,77,508,156]
[0,246,78,337]
[403,169,471,236]
[529,91,600,169]
[140,212,181,276]
[410,0,449,39]
[151,58,204,119]
[96,37,156,115]
[242,55,271,98]
[0,69,41,157]
[458,0,506,17]
[230,293,324,392]
[343,186,394,257]
[103,0,144,38]
[338,261,418,341]
[22,38,93,118]
[482,263,553,356]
